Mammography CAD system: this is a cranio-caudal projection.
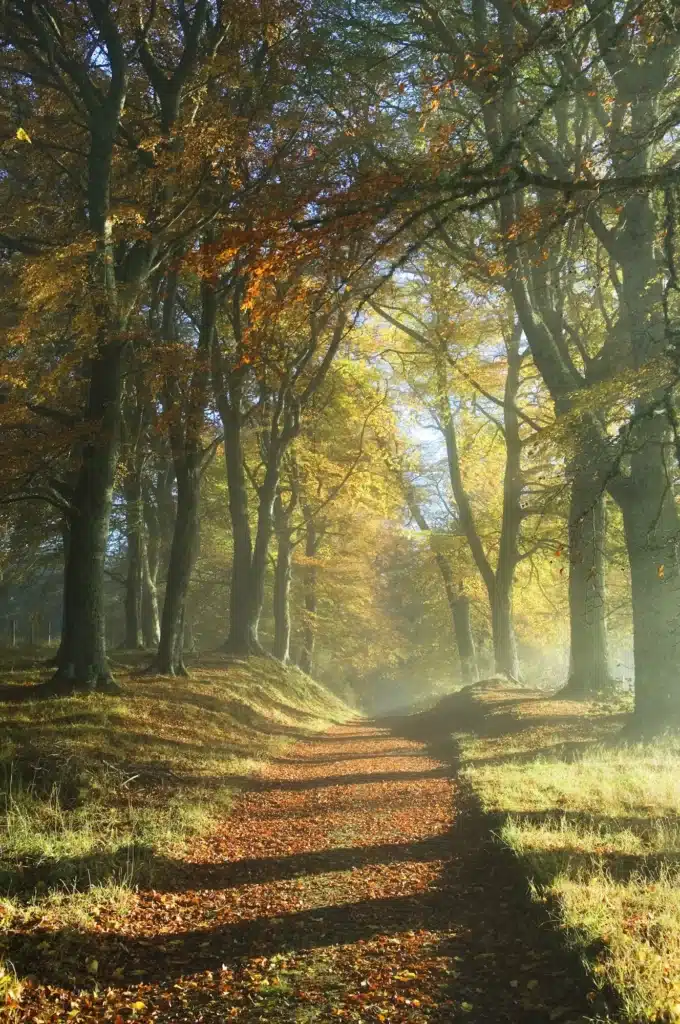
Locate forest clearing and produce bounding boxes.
[3,0,680,1020]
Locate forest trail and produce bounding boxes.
[14,724,600,1023]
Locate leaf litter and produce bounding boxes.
[8,725,602,1022]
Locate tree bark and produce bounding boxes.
[47,80,128,692]
[405,489,479,683]
[222,399,257,655]
[155,266,214,675]
[489,581,519,680]
[220,399,285,655]
[491,332,523,680]
[617,418,680,732]
[123,471,144,650]
[273,494,293,664]
[451,594,478,683]
[557,465,613,698]
[298,511,318,676]
[248,461,281,647]
[141,525,161,648]
[439,334,522,679]
[49,343,124,693]
[156,464,201,675]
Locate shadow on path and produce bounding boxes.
[6,726,615,1023]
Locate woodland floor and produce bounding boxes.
[8,722,607,1024]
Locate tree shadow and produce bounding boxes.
[236,766,450,792]
[270,749,424,766]
[2,835,449,896]
[4,745,614,1023]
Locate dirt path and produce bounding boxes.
[14,725,597,1022]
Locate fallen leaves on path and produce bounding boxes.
[9,726,597,1022]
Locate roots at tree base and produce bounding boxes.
[145,658,190,677]
[554,674,620,700]
[222,635,268,658]
[44,665,122,697]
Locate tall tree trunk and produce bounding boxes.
[248,460,281,649]
[451,594,477,684]
[273,495,293,664]
[614,117,677,728]
[222,402,256,655]
[492,330,523,680]
[617,418,680,732]
[141,528,161,648]
[559,466,612,697]
[221,402,283,655]
[155,266,213,674]
[49,343,123,693]
[402,483,479,682]
[299,512,318,675]
[490,580,519,680]
[157,462,201,676]
[140,481,163,648]
[52,519,71,669]
[123,472,144,650]
[440,334,522,679]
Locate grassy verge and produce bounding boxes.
[439,682,680,1023]
[0,650,353,938]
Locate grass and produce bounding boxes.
[0,649,354,940]
[440,682,680,1023]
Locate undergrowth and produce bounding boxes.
[452,685,680,1023]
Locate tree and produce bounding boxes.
[373,265,549,679]
[0,0,239,690]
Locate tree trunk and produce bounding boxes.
[155,266,213,675]
[141,468,171,648]
[221,401,283,655]
[402,483,479,683]
[273,496,293,664]
[492,330,523,680]
[52,519,71,669]
[431,545,479,682]
[299,513,318,675]
[123,473,144,650]
[248,460,280,650]
[222,403,257,655]
[617,420,680,732]
[48,343,123,694]
[559,467,613,697]
[452,595,478,683]
[156,463,201,676]
[440,337,522,681]
[490,580,520,679]
[141,527,161,648]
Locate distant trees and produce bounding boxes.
[346,0,680,730]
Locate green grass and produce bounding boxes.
[444,683,680,1023]
[0,651,354,939]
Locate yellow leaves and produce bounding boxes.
[658,565,665,580]
[0,963,23,1012]
[15,127,31,143]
